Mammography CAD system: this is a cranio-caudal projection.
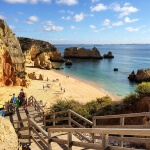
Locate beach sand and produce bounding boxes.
[0,65,120,106]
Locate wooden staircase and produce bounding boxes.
[4,96,150,150]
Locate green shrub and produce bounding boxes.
[50,99,80,112]
[135,82,150,98]
[122,93,140,105]
[85,100,99,116]
[96,96,113,107]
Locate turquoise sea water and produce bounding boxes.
[54,44,150,98]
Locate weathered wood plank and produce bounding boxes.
[45,117,69,123]
[31,128,48,146]
[93,112,150,120]
[73,141,102,149]
[69,110,93,125]
[29,118,48,137]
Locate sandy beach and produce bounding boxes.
[0,65,120,106]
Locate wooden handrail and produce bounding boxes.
[28,96,44,113]
[44,110,68,117]
[48,128,150,150]
[29,118,48,138]
[93,111,150,120]
[69,109,93,125]
[48,128,150,136]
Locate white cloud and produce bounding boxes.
[56,0,78,6]
[126,27,139,32]
[110,3,139,18]
[90,25,96,29]
[59,10,65,13]
[67,10,74,15]
[91,0,99,3]
[43,21,64,32]
[112,21,123,26]
[24,16,39,24]
[70,25,78,30]
[9,25,16,30]
[102,19,110,26]
[14,18,19,22]
[0,15,6,20]
[90,3,107,12]
[74,12,84,22]
[124,17,139,23]
[61,16,71,20]
[3,0,51,4]
[18,12,23,15]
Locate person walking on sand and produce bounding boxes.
[0,104,4,117]
[18,89,27,109]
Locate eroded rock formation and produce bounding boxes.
[64,47,103,59]
[103,51,114,59]
[0,116,19,150]
[0,19,28,86]
[18,37,64,69]
[128,69,150,83]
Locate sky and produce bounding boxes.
[0,0,150,44]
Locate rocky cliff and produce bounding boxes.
[0,116,19,150]
[64,47,103,59]
[128,69,150,83]
[18,37,64,69]
[0,19,28,86]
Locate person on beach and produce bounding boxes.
[18,89,27,109]
[0,104,4,117]
[11,93,17,104]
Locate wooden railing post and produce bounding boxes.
[43,114,46,131]
[48,131,52,150]
[68,132,72,150]
[17,122,19,136]
[120,117,125,147]
[53,114,55,126]
[102,132,108,150]
[93,118,96,143]
[28,118,31,145]
[68,110,71,127]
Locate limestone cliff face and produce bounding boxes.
[0,116,19,150]
[64,47,103,59]
[0,19,26,86]
[18,37,64,69]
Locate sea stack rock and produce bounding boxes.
[103,51,114,59]
[64,47,103,59]
[128,71,136,81]
[18,37,65,69]
[65,60,72,65]
[0,19,27,86]
[128,69,150,83]
[114,68,118,71]
[135,69,150,82]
